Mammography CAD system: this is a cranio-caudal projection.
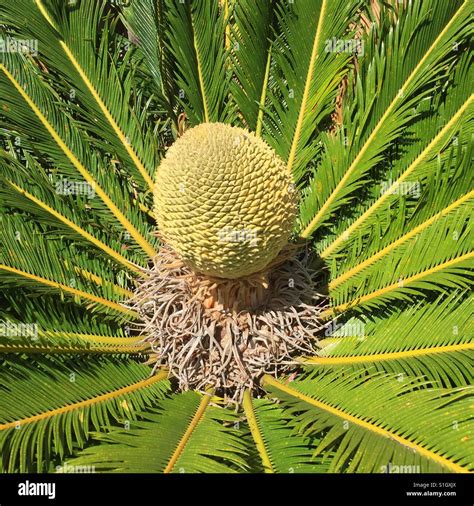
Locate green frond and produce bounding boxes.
[329,189,473,292]
[265,0,362,181]
[0,327,148,355]
[323,170,473,314]
[0,291,129,338]
[29,0,158,191]
[121,0,177,123]
[307,294,473,387]
[0,216,137,318]
[320,85,474,259]
[300,0,471,237]
[0,52,156,258]
[243,391,331,473]
[325,219,472,316]
[68,392,248,473]
[263,372,473,473]
[165,0,230,124]
[229,0,275,132]
[0,151,145,272]
[0,357,169,472]
[322,253,472,319]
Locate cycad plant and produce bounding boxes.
[0,0,472,474]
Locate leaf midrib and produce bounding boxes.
[286,0,327,176]
[0,64,156,258]
[303,342,474,365]
[0,264,136,316]
[7,181,142,275]
[163,391,213,473]
[243,389,274,473]
[34,0,155,192]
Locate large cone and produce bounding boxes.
[154,123,297,279]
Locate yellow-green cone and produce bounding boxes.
[154,123,297,279]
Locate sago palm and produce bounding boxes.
[0,0,472,474]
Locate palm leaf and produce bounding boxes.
[0,152,144,273]
[243,391,331,473]
[300,0,471,237]
[32,0,157,191]
[165,0,229,124]
[68,392,248,473]
[0,216,136,318]
[121,0,178,124]
[264,0,362,181]
[0,326,148,355]
[263,371,473,473]
[306,294,473,387]
[0,53,156,258]
[0,357,169,472]
[322,163,473,315]
[229,0,275,133]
